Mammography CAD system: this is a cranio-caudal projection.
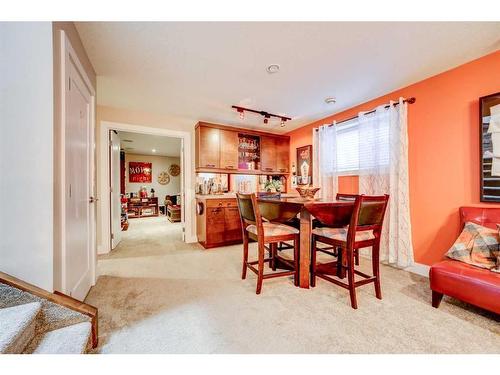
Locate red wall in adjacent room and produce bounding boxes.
[287,51,500,266]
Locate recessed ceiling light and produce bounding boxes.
[325,97,336,104]
[266,64,280,74]
[152,149,156,153]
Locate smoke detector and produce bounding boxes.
[325,97,336,104]
[266,64,280,74]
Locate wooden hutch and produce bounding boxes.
[195,122,290,174]
[195,122,290,249]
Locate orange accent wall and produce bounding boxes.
[287,51,500,266]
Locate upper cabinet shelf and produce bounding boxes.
[238,133,260,171]
[195,122,290,175]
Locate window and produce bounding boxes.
[329,111,390,175]
[336,119,360,174]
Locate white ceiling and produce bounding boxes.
[76,22,500,133]
[117,131,181,157]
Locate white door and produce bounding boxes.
[110,131,122,249]
[180,139,185,241]
[65,57,93,301]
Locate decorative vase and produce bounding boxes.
[295,186,320,199]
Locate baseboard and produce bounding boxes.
[185,234,198,244]
[359,253,430,278]
[405,262,430,278]
[97,244,110,255]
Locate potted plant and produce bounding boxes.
[261,179,282,198]
[265,179,281,192]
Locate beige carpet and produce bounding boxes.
[85,216,500,353]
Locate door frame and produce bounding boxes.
[55,30,97,292]
[98,121,194,254]
[109,130,123,249]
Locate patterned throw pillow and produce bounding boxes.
[493,255,500,273]
[446,222,499,271]
[493,225,500,273]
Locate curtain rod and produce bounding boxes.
[314,97,416,131]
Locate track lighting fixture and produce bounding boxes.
[231,105,291,127]
[237,108,245,120]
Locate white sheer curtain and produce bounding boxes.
[314,124,338,200]
[358,98,414,268]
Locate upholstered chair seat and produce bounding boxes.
[312,227,374,242]
[236,193,300,294]
[246,222,299,237]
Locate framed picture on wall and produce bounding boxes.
[296,145,312,185]
[480,91,500,202]
[129,162,152,183]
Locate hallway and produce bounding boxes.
[85,217,500,354]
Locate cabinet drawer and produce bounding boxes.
[206,198,238,208]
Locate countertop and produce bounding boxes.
[195,192,300,201]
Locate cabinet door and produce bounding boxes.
[198,126,220,168]
[206,207,225,245]
[276,138,290,173]
[224,207,243,242]
[219,129,238,170]
[260,136,277,172]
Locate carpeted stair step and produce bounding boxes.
[24,321,92,354]
[0,282,38,308]
[1,282,91,334]
[0,302,42,353]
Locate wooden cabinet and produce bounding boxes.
[127,197,159,218]
[260,136,277,172]
[224,206,243,242]
[196,126,220,169]
[205,207,226,246]
[276,138,290,173]
[260,136,289,173]
[219,129,238,170]
[195,122,290,175]
[197,198,243,248]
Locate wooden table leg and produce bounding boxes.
[337,247,346,279]
[299,208,312,288]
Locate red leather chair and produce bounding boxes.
[429,207,500,314]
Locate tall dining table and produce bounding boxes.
[257,196,355,288]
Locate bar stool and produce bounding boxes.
[336,193,360,264]
[236,193,300,295]
[311,194,389,309]
[308,193,358,262]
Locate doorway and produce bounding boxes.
[98,121,194,256]
[109,130,184,250]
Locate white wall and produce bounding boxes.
[0,23,54,290]
[125,154,181,203]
